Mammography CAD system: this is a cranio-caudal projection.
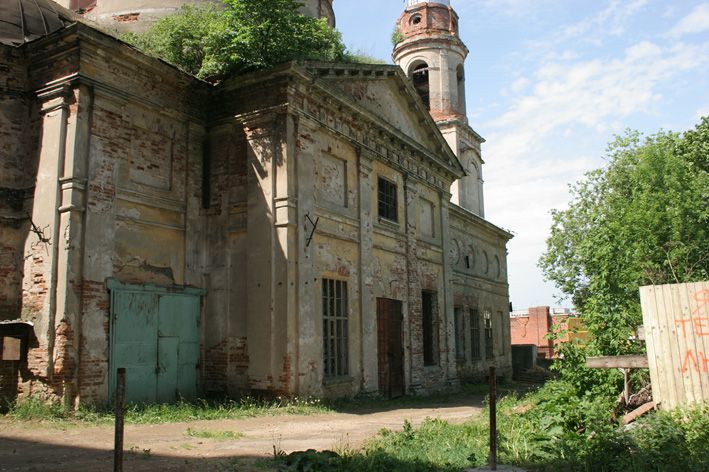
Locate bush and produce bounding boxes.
[123,0,348,80]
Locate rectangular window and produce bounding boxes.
[378,177,398,222]
[484,309,494,359]
[470,308,481,360]
[454,307,466,361]
[422,291,438,366]
[323,279,349,378]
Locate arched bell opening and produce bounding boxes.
[409,61,431,110]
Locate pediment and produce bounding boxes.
[303,63,464,177]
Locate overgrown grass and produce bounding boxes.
[270,382,709,472]
[186,427,244,440]
[1,385,491,425]
[2,395,330,425]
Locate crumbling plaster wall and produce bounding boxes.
[449,206,512,381]
[17,26,208,405]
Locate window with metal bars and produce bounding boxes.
[454,307,466,361]
[322,279,349,378]
[484,309,494,359]
[377,177,398,222]
[470,308,481,360]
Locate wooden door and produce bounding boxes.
[377,298,404,398]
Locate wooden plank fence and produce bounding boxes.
[640,281,709,410]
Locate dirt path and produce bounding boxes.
[0,396,484,471]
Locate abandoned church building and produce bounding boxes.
[0,0,513,406]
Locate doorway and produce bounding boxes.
[377,298,404,398]
[108,280,203,403]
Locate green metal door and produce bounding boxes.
[158,294,200,401]
[111,291,159,403]
[109,280,203,404]
[157,337,179,402]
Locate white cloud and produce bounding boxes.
[481,32,709,306]
[529,0,649,49]
[486,40,706,163]
[668,3,709,37]
[510,77,530,94]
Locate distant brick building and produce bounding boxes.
[510,307,585,359]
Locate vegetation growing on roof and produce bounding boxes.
[122,0,386,80]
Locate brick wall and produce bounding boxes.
[510,306,553,357]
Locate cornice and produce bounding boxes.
[449,204,513,241]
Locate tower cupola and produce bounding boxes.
[393,0,468,122]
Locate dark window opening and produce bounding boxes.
[411,15,422,25]
[454,307,466,361]
[484,309,493,359]
[465,255,471,269]
[411,63,430,110]
[422,291,439,366]
[470,308,481,360]
[323,279,349,378]
[377,177,398,222]
[456,64,466,115]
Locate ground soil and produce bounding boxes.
[0,395,484,471]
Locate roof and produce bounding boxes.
[0,0,76,47]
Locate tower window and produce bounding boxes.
[411,63,430,110]
[457,64,466,115]
[411,14,422,25]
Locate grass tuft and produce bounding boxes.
[186,427,244,440]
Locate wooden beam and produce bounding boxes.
[586,355,649,369]
[622,401,656,425]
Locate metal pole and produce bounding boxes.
[489,366,497,471]
[114,368,126,472]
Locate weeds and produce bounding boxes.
[2,395,329,425]
[186,427,244,440]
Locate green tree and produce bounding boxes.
[123,0,346,80]
[540,118,708,356]
[123,4,224,78]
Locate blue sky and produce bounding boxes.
[335,0,709,310]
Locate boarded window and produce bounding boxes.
[315,154,347,207]
[470,308,481,360]
[422,291,439,366]
[484,309,494,359]
[378,177,398,222]
[454,307,466,361]
[420,198,435,237]
[323,279,349,378]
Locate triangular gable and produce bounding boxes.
[303,62,464,177]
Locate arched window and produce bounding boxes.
[456,64,466,115]
[410,62,430,110]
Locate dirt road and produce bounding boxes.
[0,396,484,471]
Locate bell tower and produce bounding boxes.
[392,0,485,217]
